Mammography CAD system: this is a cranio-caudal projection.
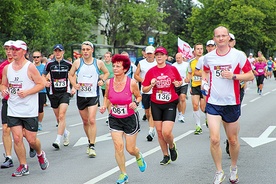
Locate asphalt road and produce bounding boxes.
[1,78,276,184]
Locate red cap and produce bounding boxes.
[154,47,168,55]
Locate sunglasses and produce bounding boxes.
[33,56,41,58]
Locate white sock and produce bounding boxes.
[193,110,201,127]
[149,127,154,132]
[56,134,62,143]
[63,129,69,137]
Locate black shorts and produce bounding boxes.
[190,86,203,98]
[7,116,38,132]
[1,99,8,124]
[77,96,99,110]
[109,112,140,135]
[206,103,241,123]
[38,93,46,113]
[151,99,178,122]
[142,94,151,109]
[175,84,188,96]
[49,93,70,109]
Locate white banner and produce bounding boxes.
[178,37,194,59]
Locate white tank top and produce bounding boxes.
[7,61,38,117]
[77,59,99,97]
[139,58,157,94]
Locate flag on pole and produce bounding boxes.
[178,37,194,59]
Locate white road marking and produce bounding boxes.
[84,130,194,184]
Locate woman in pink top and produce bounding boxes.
[99,54,146,184]
[253,56,267,95]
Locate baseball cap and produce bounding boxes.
[53,44,64,51]
[82,41,94,48]
[11,40,27,50]
[249,53,253,56]
[3,40,14,47]
[229,33,235,40]
[206,40,215,46]
[154,46,168,55]
[145,46,155,54]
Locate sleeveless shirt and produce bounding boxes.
[7,61,38,117]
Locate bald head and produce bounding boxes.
[175,53,184,64]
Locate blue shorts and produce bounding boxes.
[206,103,240,123]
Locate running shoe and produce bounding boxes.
[88,146,96,158]
[52,141,60,149]
[194,126,202,135]
[213,171,225,184]
[38,123,42,131]
[37,151,49,170]
[1,155,14,168]
[146,129,155,142]
[225,139,230,156]
[106,118,109,126]
[160,155,171,165]
[86,146,89,154]
[29,147,36,158]
[142,114,147,121]
[178,114,185,123]
[169,142,178,161]
[63,131,70,146]
[229,166,239,183]
[136,152,147,172]
[12,164,29,177]
[116,173,129,184]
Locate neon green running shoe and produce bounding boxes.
[116,173,128,184]
[136,152,147,172]
[194,126,202,135]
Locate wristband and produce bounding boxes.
[134,100,139,106]
[232,75,237,80]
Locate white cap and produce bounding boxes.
[3,40,14,47]
[145,46,155,54]
[12,40,27,50]
[206,40,215,46]
[249,53,253,56]
[229,33,235,40]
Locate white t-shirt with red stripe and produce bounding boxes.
[203,48,252,105]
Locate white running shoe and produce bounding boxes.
[63,131,70,146]
[229,166,239,183]
[178,114,185,123]
[213,171,225,184]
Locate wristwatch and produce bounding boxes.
[232,75,237,80]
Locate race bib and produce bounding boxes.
[9,83,22,95]
[79,83,93,92]
[156,91,172,102]
[193,76,201,81]
[111,105,128,116]
[258,69,264,73]
[53,78,67,88]
[214,65,232,78]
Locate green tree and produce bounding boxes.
[158,0,194,56]
[48,0,100,57]
[187,0,276,55]
[100,0,167,47]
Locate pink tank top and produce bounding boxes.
[109,77,135,118]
